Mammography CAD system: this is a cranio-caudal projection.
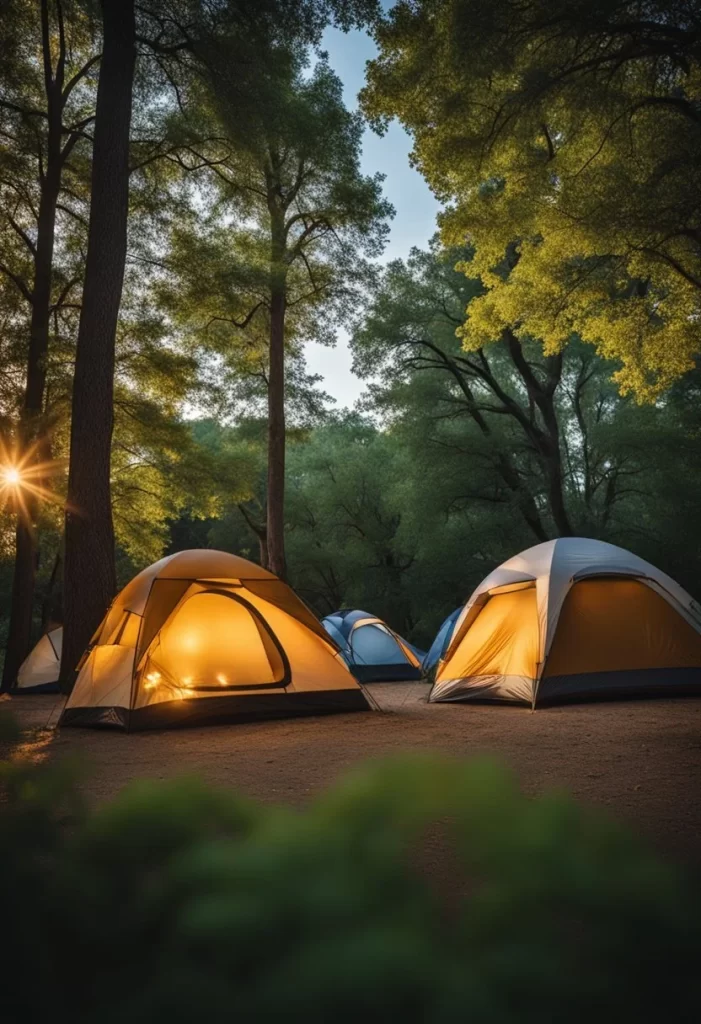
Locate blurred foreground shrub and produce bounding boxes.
[1,730,699,1023]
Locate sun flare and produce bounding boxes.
[0,439,66,518]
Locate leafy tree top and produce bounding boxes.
[362,0,701,399]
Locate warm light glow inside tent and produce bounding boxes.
[61,550,370,729]
[430,539,701,708]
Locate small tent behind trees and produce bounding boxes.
[430,538,701,708]
[322,609,425,682]
[15,626,62,692]
[61,550,370,730]
[423,608,461,676]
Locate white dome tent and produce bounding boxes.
[429,538,701,708]
[15,626,62,692]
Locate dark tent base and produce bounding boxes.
[351,664,424,683]
[535,666,701,706]
[432,666,701,708]
[12,681,60,695]
[60,687,371,731]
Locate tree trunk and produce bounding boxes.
[440,350,550,544]
[1,522,39,688]
[60,0,136,689]
[0,105,62,690]
[545,448,573,537]
[41,547,63,630]
[503,332,573,537]
[538,362,574,537]
[258,531,269,570]
[495,454,549,542]
[266,282,287,578]
[237,502,268,568]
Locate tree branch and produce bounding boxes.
[0,263,33,302]
[0,99,47,121]
[62,55,102,103]
[6,213,37,257]
[205,303,265,331]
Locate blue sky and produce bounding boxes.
[305,25,442,406]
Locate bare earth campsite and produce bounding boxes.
[6,687,701,868]
[3,1,701,1021]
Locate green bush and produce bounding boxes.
[1,734,698,1023]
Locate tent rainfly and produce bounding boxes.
[430,538,701,708]
[16,626,62,693]
[322,609,425,682]
[61,550,370,730]
[422,608,461,676]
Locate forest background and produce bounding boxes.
[2,0,701,680]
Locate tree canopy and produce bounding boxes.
[1,0,701,673]
[362,0,701,398]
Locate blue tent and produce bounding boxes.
[322,609,426,682]
[422,608,461,675]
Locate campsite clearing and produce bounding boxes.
[5,683,701,868]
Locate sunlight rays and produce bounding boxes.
[0,438,66,522]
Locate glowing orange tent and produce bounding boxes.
[61,550,370,729]
[430,538,701,708]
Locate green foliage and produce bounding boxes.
[363,0,701,398]
[0,0,98,376]
[162,231,701,647]
[1,739,699,1022]
[286,412,421,621]
[5,0,701,676]
[157,52,393,394]
[348,240,701,602]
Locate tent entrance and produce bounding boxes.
[138,589,289,705]
[440,585,539,684]
[429,585,539,702]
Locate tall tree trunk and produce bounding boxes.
[2,526,38,688]
[538,366,573,538]
[435,349,550,544]
[41,547,63,630]
[504,332,573,537]
[267,282,287,578]
[60,0,136,689]
[257,530,269,570]
[1,98,62,690]
[495,454,549,542]
[237,502,268,568]
[544,446,573,537]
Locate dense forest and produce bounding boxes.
[2,0,701,679]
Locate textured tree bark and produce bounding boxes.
[41,547,63,630]
[503,331,573,537]
[266,282,287,578]
[537,358,573,538]
[257,530,269,570]
[425,345,550,544]
[544,445,573,537]
[2,524,38,689]
[1,91,62,690]
[60,0,136,688]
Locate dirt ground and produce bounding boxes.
[5,683,701,866]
